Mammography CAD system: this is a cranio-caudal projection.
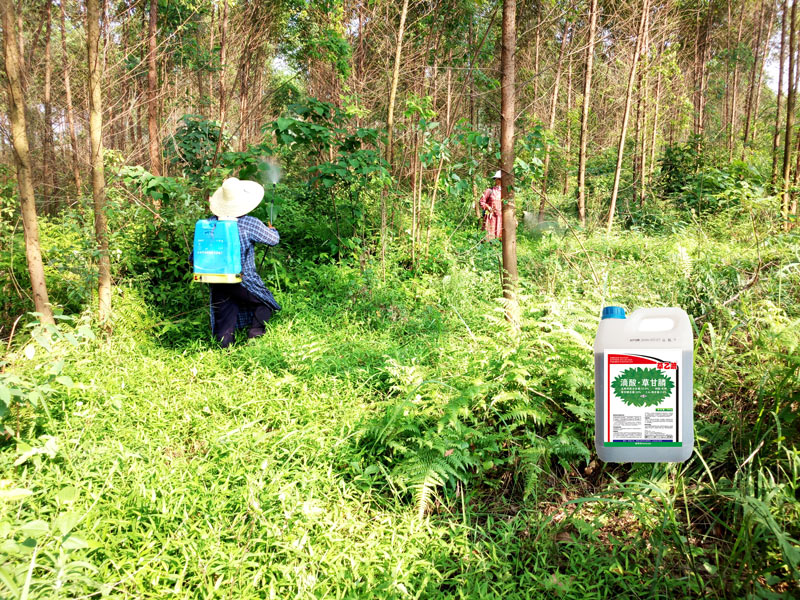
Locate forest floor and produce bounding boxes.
[1,210,799,599]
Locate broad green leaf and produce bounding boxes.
[0,565,18,597]
[56,486,78,504]
[56,376,74,389]
[0,487,33,501]
[19,519,49,539]
[276,117,293,131]
[61,534,89,551]
[53,512,80,536]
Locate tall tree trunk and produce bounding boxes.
[212,0,229,165]
[697,5,713,140]
[43,0,54,212]
[208,2,215,116]
[239,52,250,151]
[386,0,409,168]
[1,0,54,325]
[147,0,161,177]
[501,0,519,330]
[649,58,662,184]
[562,58,573,195]
[724,0,732,136]
[87,0,111,327]
[743,0,767,156]
[750,4,775,146]
[607,0,649,234]
[120,8,130,154]
[577,0,598,227]
[773,0,789,187]
[792,49,800,184]
[782,0,797,227]
[533,8,540,113]
[638,9,650,206]
[538,21,569,222]
[729,4,746,157]
[469,19,475,127]
[693,6,701,137]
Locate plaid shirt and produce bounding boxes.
[207,215,281,331]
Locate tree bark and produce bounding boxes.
[562,57,573,196]
[724,0,732,134]
[43,0,54,212]
[578,0,598,227]
[212,0,229,166]
[743,0,767,156]
[782,0,797,227]
[87,0,111,326]
[606,0,649,234]
[697,5,713,140]
[533,8,541,113]
[239,50,250,151]
[386,0,409,169]
[728,4,746,157]
[750,4,775,146]
[649,56,662,184]
[501,0,519,330]
[208,2,215,118]
[147,0,161,176]
[638,8,650,206]
[773,0,789,187]
[1,0,54,325]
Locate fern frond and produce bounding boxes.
[414,469,444,520]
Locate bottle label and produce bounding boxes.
[604,349,682,447]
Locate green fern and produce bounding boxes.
[547,424,591,472]
[394,436,475,519]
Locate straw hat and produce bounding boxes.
[493,170,502,179]
[209,177,264,219]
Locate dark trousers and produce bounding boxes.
[210,284,273,348]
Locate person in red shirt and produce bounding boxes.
[478,170,502,240]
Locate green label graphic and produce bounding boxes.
[611,367,674,407]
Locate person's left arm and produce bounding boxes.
[242,216,280,246]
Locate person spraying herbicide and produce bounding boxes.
[594,306,694,463]
[192,177,281,348]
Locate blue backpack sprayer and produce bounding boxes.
[192,166,282,284]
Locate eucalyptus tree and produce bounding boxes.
[783,0,798,226]
[773,0,789,186]
[577,0,598,227]
[147,0,161,176]
[386,0,410,170]
[60,0,82,192]
[501,0,519,329]
[607,0,650,233]
[0,0,54,325]
[87,0,111,326]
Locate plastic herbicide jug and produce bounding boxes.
[594,307,694,463]
[192,218,242,283]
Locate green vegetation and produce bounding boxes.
[2,0,800,593]
[2,184,798,597]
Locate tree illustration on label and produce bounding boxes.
[611,367,675,407]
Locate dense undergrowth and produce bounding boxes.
[1,189,799,597]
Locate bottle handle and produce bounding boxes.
[628,308,687,333]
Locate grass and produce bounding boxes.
[1,207,799,599]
